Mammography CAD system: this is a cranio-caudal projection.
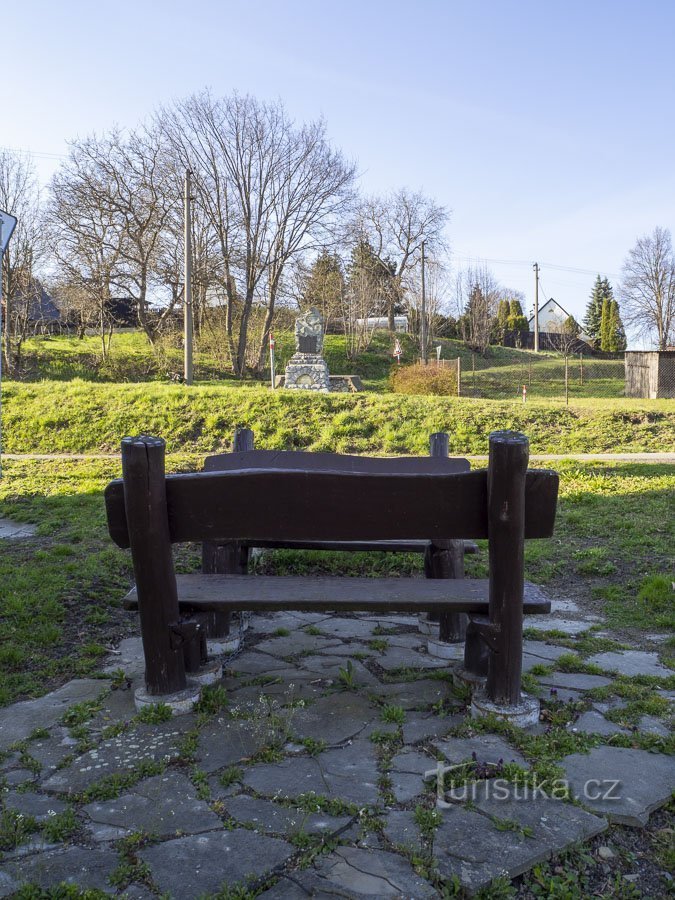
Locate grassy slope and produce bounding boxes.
[3,380,674,454]
[19,330,625,397]
[0,457,672,707]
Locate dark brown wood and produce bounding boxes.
[426,432,467,643]
[105,468,557,550]
[122,574,551,614]
[121,436,186,696]
[203,448,470,475]
[233,426,254,452]
[464,616,490,677]
[200,426,254,638]
[486,430,529,705]
[231,538,478,553]
[178,619,206,673]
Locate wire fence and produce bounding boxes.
[425,354,631,403]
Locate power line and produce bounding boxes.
[452,249,621,281]
[0,146,68,161]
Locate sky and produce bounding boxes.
[3,0,675,340]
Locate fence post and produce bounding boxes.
[472,353,476,396]
[456,357,461,397]
[579,352,583,385]
[565,355,569,405]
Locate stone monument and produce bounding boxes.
[284,307,331,392]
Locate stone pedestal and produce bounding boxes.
[284,353,331,392]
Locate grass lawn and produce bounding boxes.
[0,456,672,708]
[4,380,674,455]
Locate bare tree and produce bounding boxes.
[620,227,675,350]
[454,264,500,354]
[47,141,126,358]
[355,189,449,330]
[0,150,44,373]
[48,127,181,348]
[159,92,355,376]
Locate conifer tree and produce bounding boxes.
[303,251,345,323]
[495,299,510,344]
[583,275,614,348]
[506,298,529,344]
[600,298,611,351]
[608,300,627,352]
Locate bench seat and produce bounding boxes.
[123,574,551,615]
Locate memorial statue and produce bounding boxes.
[285,307,330,391]
[295,307,324,354]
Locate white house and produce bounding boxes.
[528,298,591,341]
[528,298,571,332]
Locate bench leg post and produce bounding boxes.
[121,436,196,707]
[464,619,490,677]
[485,430,528,706]
[201,542,249,638]
[422,431,468,646]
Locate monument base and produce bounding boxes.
[284,353,330,392]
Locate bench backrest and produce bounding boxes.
[105,437,558,549]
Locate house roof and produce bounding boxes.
[527,297,573,326]
[28,284,60,322]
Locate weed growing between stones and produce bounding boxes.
[368,638,389,652]
[109,831,154,891]
[0,808,40,851]
[41,807,79,844]
[381,704,406,725]
[414,804,442,838]
[337,660,357,690]
[292,792,358,818]
[298,737,327,756]
[135,703,173,724]
[195,684,229,719]
[12,885,109,899]
[190,767,211,801]
[219,766,243,789]
[77,759,166,803]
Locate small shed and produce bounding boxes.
[624,350,675,399]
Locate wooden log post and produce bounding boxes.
[424,432,468,643]
[200,426,254,639]
[463,618,490,677]
[485,430,529,704]
[121,436,186,696]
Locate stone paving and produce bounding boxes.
[0,517,37,540]
[0,603,673,898]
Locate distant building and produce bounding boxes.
[527,297,592,349]
[625,350,675,398]
[354,316,408,333]
[528,298,578,334]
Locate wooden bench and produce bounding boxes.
[200,428,478,648]
[104,430,558,708]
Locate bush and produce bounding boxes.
[390,362,458,396]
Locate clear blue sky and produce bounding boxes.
[4,0,675,335]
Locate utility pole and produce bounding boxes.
[0,210,17,479]
[533,261,540,353]
[0,216,3,478]
[420,239,427,363]
[184,169,193,385]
